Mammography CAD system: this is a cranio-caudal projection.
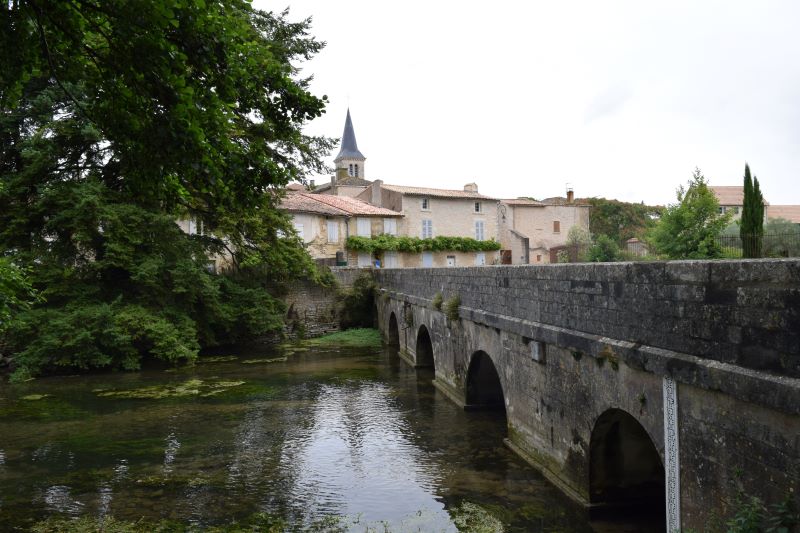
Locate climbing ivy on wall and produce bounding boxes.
[346,235,501,253]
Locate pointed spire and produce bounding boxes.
[334,108,366,162]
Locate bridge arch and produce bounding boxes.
[415,325,434,368]
[589,408,664,517]
[465,351,506,411]
[387,312,400,347]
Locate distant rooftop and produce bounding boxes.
[768,205,800,223]
[381,184,495,200]
[280,192,400,217]
[709,185,770,206]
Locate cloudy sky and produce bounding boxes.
[257,0,800,206]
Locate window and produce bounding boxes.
[383,218,397,235]
[475,220,485,241]
[446,255,456,267]
[357,217,371,237]
[354,164,359,177]
[718,206,725,214]
[553,221,560,233]
[475,252,486,266]
[293,222,305,240]
[536,254,542,262]
[384,251,398,268]
[422,252,433,267]
[474,201,482,213]
[349,163,354,176]
[421,198,430,210]
[327,220,339,243]
[422,219,433,239]
[358,252,371,267]
[733,206,740,214]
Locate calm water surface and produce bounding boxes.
[0,343,626,531]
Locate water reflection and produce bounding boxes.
[0,344,594,531]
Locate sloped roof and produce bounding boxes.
[334,109,365,161]
[768,205,800,223]
[280,193,348,216]
[381,184,495,200]
[501,198,545,206]
[709,186,745,206]
[539,196,591,207]
[709,185,770,206]
[280,193,401,217]
[310,193,402,217]
[286,182,305,191]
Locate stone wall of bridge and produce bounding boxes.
[374,259,800,529]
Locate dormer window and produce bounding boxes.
[421,198,430,210]
[474,201,482,213]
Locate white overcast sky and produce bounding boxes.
[255,0,800,205]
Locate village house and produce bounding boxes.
[498,189,591,264]
[708,185,769,220]
[279,190,402,267]
[356,180,501,267]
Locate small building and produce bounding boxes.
[279,191,402,267]
[708,186,769,220]
[498,189,591,264]
[357,180,501,267]
[767,205,800,225]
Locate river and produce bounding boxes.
[0,338,645,531]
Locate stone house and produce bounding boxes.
[498,190,591,264]
[708,185,770,220]
[279,191,402,266]
[356,180,501,267]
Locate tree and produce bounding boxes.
[740,163,765,258]
[0,2,334,379]
[649,168,732,259]
[586,198,663,245]
[587,234,622,262]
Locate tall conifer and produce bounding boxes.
[741,163,764,257]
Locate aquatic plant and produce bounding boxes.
[94,379,245,400]
[299,328,382,349]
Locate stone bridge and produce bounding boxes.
[372,259,800,530]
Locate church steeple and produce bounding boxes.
[334,109,366,179]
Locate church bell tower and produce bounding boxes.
[333,109,366,179]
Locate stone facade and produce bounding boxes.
[373,259,800,529]
[498,200,591,264]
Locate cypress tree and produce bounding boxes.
[740,163,764,257]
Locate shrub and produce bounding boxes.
[432,292,443,311]
[444,294,461,321]
[338,274,375,329]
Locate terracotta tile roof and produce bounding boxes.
[279,193,348,216]
[308,194,402,217]
[381,184,495,200]
[709,186,745,206]
[768,205,800,223]
[709,186,771,206]
[286,182,305,191]
[280,193,401,217]
[539,196,592,207]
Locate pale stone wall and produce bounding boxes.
[501,204,590,262]
[401,196,499,242]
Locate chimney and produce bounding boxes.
[371,179,383,206]
[463,182,478,193]
[566,187,574,204]
[309,179,315,190]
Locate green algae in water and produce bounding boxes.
[293,328,383,349]
[20,394,50,401]
[241,357,287,364]
[196,355,238,364]
[94,379,245,400]
[451,502,505,533]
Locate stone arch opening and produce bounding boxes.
[415,325,434,368]
[466,351,505,412]
[589,408,665,519]
[387,312,400,346]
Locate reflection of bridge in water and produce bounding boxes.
[376,259,800,531]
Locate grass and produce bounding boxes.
[297,328,383,349]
